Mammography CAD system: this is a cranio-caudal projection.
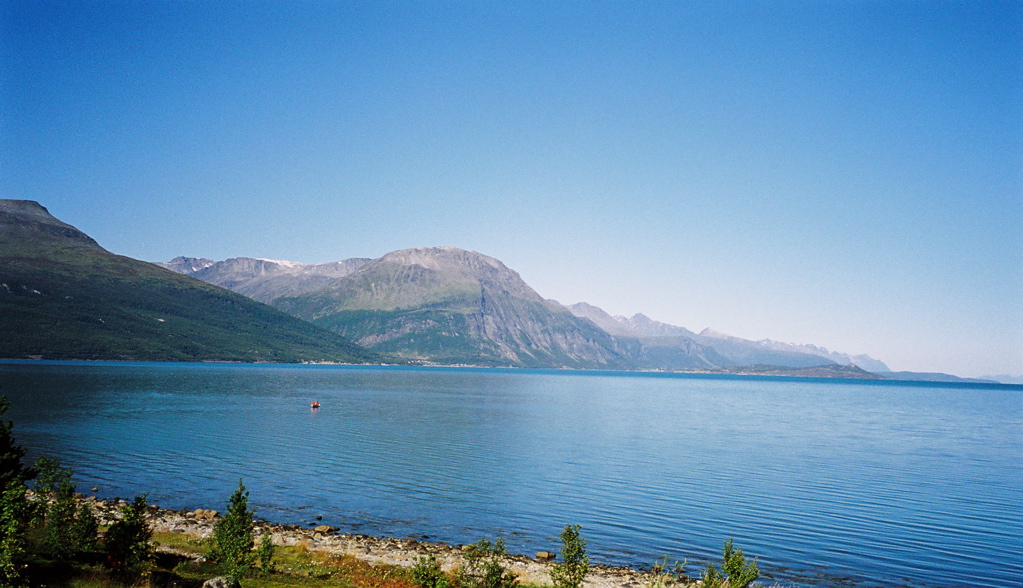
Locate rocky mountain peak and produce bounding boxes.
[378,246,506,274]
[158,256,216,274]
[367,246,539,301]
[0,199,103,252]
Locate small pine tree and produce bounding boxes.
[210,479,255,576]
[720,538,758,588]
[257,531,275,573]
[550,524,589,588]
[702,538,758,588]
[105,494,153,574]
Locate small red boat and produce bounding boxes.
[310,401,320,409]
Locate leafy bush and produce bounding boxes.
[104,494,153,574]
[411,553,448,588]
[210,479,255,576]
[28,455,59,525]
[0,397,31,588]
[458,539,515,588]
[550,524,589,588]
[23,455,100,560]
[702,538,758,588]
[0,485,28,588]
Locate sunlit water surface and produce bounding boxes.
[1,361,1020,587]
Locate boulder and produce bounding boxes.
[536,551,557,562]
[202,577,240,588]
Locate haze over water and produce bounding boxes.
[2,361,1020,588]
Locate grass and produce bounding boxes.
[152,531,417,588]
[16,529,421,588]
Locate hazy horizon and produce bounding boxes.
[3,2,1020,378]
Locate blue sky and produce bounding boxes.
[2,1,1020,377]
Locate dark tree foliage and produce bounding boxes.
[0,398,30,489]
[0,397,30,588]
[210,480,255,576]
[28,456,99,560]
[105,494,153,574]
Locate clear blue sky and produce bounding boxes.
[2,1,1021,377]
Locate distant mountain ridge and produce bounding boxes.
[0,200,378,363]
[168,247,880,372]
[158,256,371,303]
[564,302,889,371]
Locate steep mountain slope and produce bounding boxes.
[271,246,708,369]
[0,200,378,363]
[158,256,371,304]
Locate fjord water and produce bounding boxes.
[2,362,1020,587]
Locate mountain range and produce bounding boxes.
[160,247,889,374]
[8,199,981,380]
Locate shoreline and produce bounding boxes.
[3,357,1013,388]
[84,495,662,588]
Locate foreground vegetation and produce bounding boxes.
[1,397,759,588]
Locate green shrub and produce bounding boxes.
[411,553,448,588]
[257,531,275,573]
[43,475,79,558]
[458,538,515,588]
[104,494,153,574]
[702,538,758,588]
[26,455,99,560]
[0,485,28,588]
[70,501,99,553]
[550,524,589,588]
[0,397,30,588]
[646,555,688,588]
[210,479,255,576]
[29,455,67,525]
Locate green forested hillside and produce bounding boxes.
[0,200,379,363]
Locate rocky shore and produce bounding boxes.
[83,496,663,588]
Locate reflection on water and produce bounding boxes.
[1,361,1020,588]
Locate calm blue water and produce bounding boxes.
[1,361,1020,587]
